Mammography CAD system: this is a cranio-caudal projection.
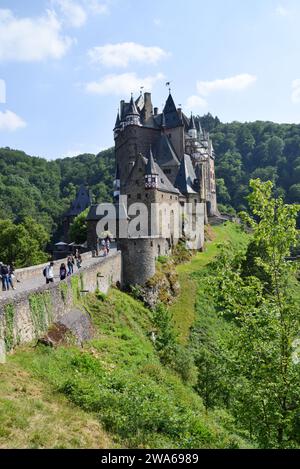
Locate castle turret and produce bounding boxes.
[113,164,120,200]
[188,113,197,139]
[124,95,141,127]
[113,111,121,138]
[145,147,158,189]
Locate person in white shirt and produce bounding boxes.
[46,262,54,284]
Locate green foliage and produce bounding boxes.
[0,217,49,267]
[153,303,196,384]
[59,282,68,304]
[4,304,15,352]
[196,117,300,212]
[0,147,114,243]
[71,276,80,302]
[195,180,300,448]
[29,292,53,335]
[69,208,89,244]
[172,241,193,265]
[8,289,248,449]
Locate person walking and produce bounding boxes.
[8,264,16,290]
[105,237,110,255]
[60,263,67,281]
[0,262,10,291]
[67,255,73,275]
[101,239,107,256]
[45,261,54,284]
[76,254,82,269]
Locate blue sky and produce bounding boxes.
[0,0,300,159]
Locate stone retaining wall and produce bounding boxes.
[0,251,121,363]
[14,252,92,283]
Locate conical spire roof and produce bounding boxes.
[145,146,158,174]
[162,93,182,128]
[163,93,177,114]
[174,154,197,194]
[127,94,139,116]
[189,113,196,130]
[114,111,120,129]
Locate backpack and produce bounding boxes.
[43,267,47,277]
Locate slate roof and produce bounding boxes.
[162,93,182,128]
[127,95,139,115]
[114,112,120,129]
[155,162,180,194]
[65,184,92,217]
[154,133,180,168]
[189,114,196,130]
[174,154,198,195]
[145,147,157,174]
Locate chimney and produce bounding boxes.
[120,100,125,119]
[143,92,153,121]
[154,107,158,116]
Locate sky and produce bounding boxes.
[1,0,300,160]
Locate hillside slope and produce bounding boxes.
[0,223,252,449]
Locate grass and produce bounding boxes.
[1,285,249,449]
[0,360,113,449]
[0,221,251,449]
[170,222,249,343]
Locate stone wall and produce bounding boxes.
[15,251,92,283]
[0,251,121,363]
[119,237,168,287]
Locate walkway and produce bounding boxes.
[0,248,117,302]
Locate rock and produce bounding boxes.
[37,308,94,347]
[38,323,69,347]
[0,338,6,364]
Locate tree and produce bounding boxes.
[69,208,89,244]
[213,179,300,447]
[0,218,49,267]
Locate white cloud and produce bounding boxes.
[53,0,87,28]
[291,79,300,103]
[185,95,208,112]
[0,8,73,62]
[85,72,165,96]
[52,0,109,27]
[88,42,168,68]
[0,79,6,103]
[197,74,257,96]
[84,0,109,15]
[276,5,289,16]
[0,110,26,132]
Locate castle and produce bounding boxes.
[87,91,218,286]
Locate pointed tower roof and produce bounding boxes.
[163,93,177,114]
[189,113,196,130]
[145,146,158,174]
[162,93,182,128]
[127,94,139,116]
[114,111,120,129]
[195,116,203,135]
[174,154,198,195]
[65,184,92,217]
